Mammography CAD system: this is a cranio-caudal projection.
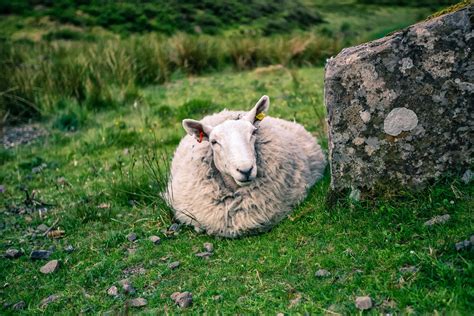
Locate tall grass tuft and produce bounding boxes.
[1,32,344,123]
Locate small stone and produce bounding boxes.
[455,239,471,251]
[195,251,212,259]
[127,233,137,242]
[461,169,473,184]
[64,245,74,253]
[98,203,110,209]
[355,296,373,310]
[36,224,49,232]
[399,266,418,274]
[30,250,52,260]
[129,298,147,307]
[40,260,60,274]
[276,313,284,316]
[171,291,193,308]
[315,269,331,277]
[168,261,180,270]
[5,248,23,259]
[0,185,5,193]
[349,188,360,201]
[212,294,223,301]
[119,279,136,295]
[12,301,26,310]
[57,177,69,186]
[40,294,59,307]
[424,214,450,226]
[123,265,146,276]
[203,242,214,252]
[169,223,180,232]
[289,293,302,308]
[149,235,161,244]
[107,286,118,296]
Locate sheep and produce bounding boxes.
[166,95,326,237]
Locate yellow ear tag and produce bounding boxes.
[255,112,266,121]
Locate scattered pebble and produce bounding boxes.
[168,261,180,270]
[127,233,137,242]
[12,301,26,310]
[0,185,5,193]
[289,293,302,308]
[149,236,161,245]
[123,265,146,275]
[355,296,373,310]
[195,251,212,259]
[128,298,147,307]
[2,124,47,149]
[169,223,180,232]
[203,242,214,252]
[171,291,193,308]
[36,224,49,232]
[39,294,59,308]
[276,313,284,316]
[461,169,473,184]
[424,214,450,226]
[119,279,136,295]
[5,248,23,259]
[399,266,418,274]
[98,203,110,209]
[32,163,48,174]
[40,260,60,274]
[454,237,473,251]
[212,294,223,301]
[315,269,331,277]
[56,177,68,185]
[65,245,75,253]
[349,188,361,201]
[162,223,181,237]
[30,250,52,260]
[107,286,118,297]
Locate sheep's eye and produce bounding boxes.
[211,139,218,145]
[252,128,258,136]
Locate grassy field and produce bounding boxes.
[1,67,473,314]
[1,0,454,123]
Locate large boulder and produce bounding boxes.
[325,5,473,192]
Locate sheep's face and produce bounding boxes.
[183,95,270,187]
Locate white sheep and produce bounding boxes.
[166,95,326,237]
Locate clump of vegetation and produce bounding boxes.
[0,33,343,123]
[0,0,323,36]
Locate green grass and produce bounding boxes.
[1,67,473,314]
[1,0,450,123]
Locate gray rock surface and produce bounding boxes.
[128,298,147,307]
[149,235,161,244]
[171,291,193,308]
[39,294,59,307]
[12,301,26,310]
[107,286,118,297]
[325,6,473,192]
[355,296,373,310]
[168,261,180,270]
[30,250,52,260]
[5,248,23,259]
[40,260,60,274]
[424,214,450,226]
[315,269,331,277]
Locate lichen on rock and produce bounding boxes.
[325,5,473,192]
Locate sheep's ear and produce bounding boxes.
[244,95,269,124]
[182,119,213,142]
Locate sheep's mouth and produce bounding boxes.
[235,179,253,186]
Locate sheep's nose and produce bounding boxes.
[237,167,253,180]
